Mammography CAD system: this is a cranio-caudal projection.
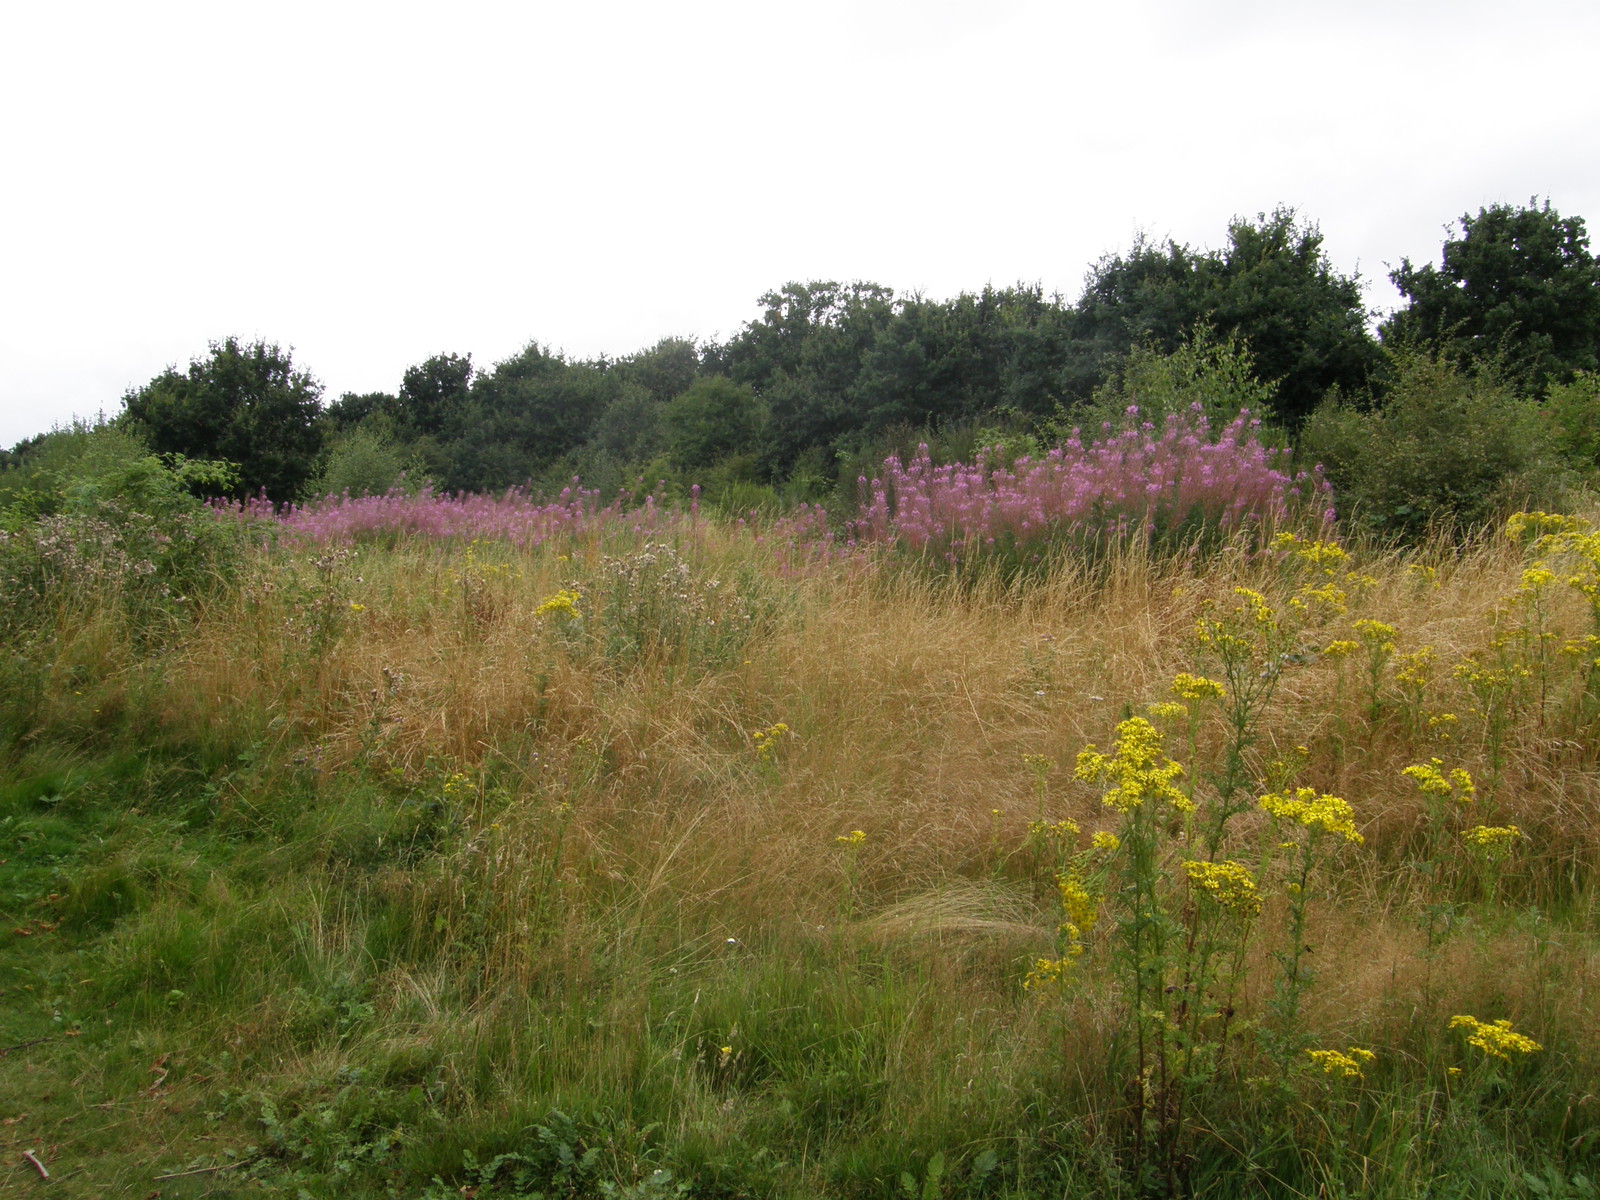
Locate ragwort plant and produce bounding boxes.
[1031,574,1395,1193]
[1063,712,1285,1194]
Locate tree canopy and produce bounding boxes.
[1382,198,1600,391]
[121,337,324,501]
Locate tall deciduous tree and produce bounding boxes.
[1074,208,1377,426]
[121,337,324,500]
[398,352,473,437]
[1382,198,1600,390]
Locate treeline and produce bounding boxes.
[7,199,1600,539]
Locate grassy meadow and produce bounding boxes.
[3,504,1600,1197]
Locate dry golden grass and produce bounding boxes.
[14,515,1600,1194]
[129,521,1597,1050]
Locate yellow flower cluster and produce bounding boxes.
[1395,646,1436,690]
[1259,788,1363,843]
[1234,587,1277,629]
[1322,640,1360,658]
[1462,824,1524,860]
[1307,1046,1375,1079]
[1171,673,1225,701]
[1057,874,1099,936]
[1505,510,1586,544]
[1021,753,1055,773]
[1351,618,1397,654]
[1074,718,1192,814]
[1289,581,1349,616]
[1028,818,1081,842]
[1270,533,1350,572]
[1090,831,1121,853]
[1194,590,1281,655]
[1401,759,1475,803]
[1452,656,1532,696]
[1517,563,1558,596]
[534,588,582,620]
[1449,1015,1542,1060]
[835,829,866,846]
[442,772,475,800]
[1562,634,1600,666]
[1145,701,1188,721]
[752,722,791,763]
[1182,860,1262,917]
[1023,955,1074,989]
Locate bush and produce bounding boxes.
[0,422,245,642]
[1542,370,1600,477]
[1069,325,1282,436]
[315,421,414,499]
[1299,350,1564,540]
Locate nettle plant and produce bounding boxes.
[1026,585,1372,1190]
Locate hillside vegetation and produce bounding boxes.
[2,439,1599,1196]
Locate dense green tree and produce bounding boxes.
[720,281,897,472]
[398,352,473,437]
[1382,199,1600,390]
[444,345,617,492]
[1073,208,1378,426]
[663,377,764,471]
[324,390,395,431]
[121,337,324,500]
[589,385,666,462]
[613,337,702,405]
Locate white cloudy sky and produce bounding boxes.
[2,0,1597,448]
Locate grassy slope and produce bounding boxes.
[1,523,1598,1197]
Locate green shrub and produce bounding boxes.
[0,421,245,642]
[315,421,413,499]
[1542,371,1600,477]
[1299,350,1564,539]
[1069,324,1281,436]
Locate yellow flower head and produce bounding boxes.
[1171,673,1225,702]
[1293,582,1350,616]
[1518,564,1557,595]
[1307,1047,1374,1079]
[535,588,583,620]
[1401,759,1474,803]
[1505,510,1587,544]
[1234,587,1277,629]
[1406,563,1439,587]
[1449,1015,1542,1060]
[1322,640,1360,659]
[1259,787,1363,843]
[1028,818,1081,842]
[835,829,867,846]
[1462,824,1523,861]
[1056,874,1099,933]
[1351,618,1397,654]
[752,722,792,762]
[1023,956,1072,989]
[1182,860,1262,917]
[1074,717,1191,814]
[1146,701,1188,721]
[1091,831,1121,854]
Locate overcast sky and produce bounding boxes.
[3,0,1597,448]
